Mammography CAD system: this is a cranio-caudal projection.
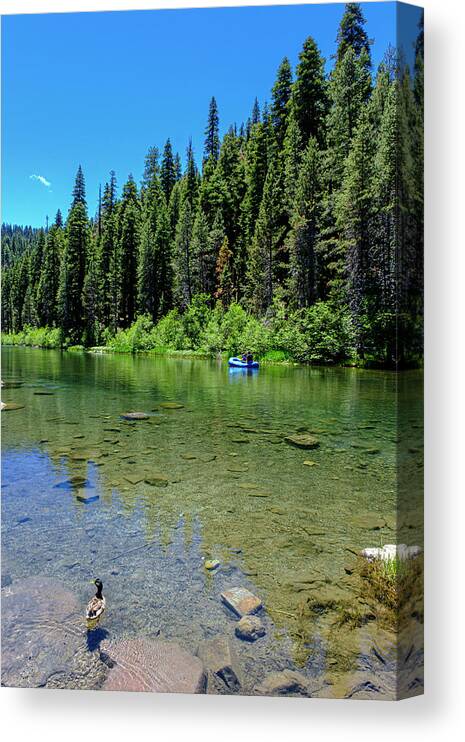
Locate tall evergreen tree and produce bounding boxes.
[161,139,177,204]
[98,171,119,330]
[82,232,101,346]
[336,3,371,64]
[191,207,215,296]
[288,137,321,308]
[291,37,328,145]
[337,106,375,355]
[118,175,141,326]
[57,167,90,339]
[271,57,293,147]
[246,160,284,314]
[72,165,86,207]
[204,96,220,164]
[36,225,63,326]
[184,139,199,208]
[55,209,63,228]
[215,235,234,306]
[173,199,194,308]
[251,97,261,125]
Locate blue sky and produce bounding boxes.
[1,2,418,227]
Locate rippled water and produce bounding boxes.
[1,347,423,697]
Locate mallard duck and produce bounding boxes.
[86,578,106,630]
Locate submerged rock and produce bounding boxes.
[221,587,262,617]
[235,615,266,642]
[124,473,145,485]
[227,464,249,473]
[254,669,309,696]
[284,434,320,449]
[205,559,220,571]
[121,412,149,420]
[2,402,25,411]
[145,474,169,487]
[350,513,387,531]
[197,636,241,692]
[101,639,206,693]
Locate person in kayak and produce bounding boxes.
[246,351,254,364]
[241,352,247,362]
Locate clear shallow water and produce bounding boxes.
[1,347,423,696]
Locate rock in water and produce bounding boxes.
[121,412,150,420]
[197,636,241,692]
[2,402,25,411]
[221,587,262,617]
[101,639,206,694]
[284,434,320,450]
[235,615,266,642]
[254,670,309,696]
[205,559,220,571]
[144,474,169,487]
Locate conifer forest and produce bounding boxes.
[1,4,424,368]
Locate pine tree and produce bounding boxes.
[242,121,268,246]
[141,146,160,191]
[161,139,177,204]
[291,37,328,145]
[283,106,304,216]
[271,57,293,147]
[118,175,141,326]
[251,97,261,125]
[98,171,119,330]
[138,172,172,321]
[184,139,199,208]
[191,207,215,296]
[173,199,194,307]
[337,106,375,354]
[288,137,321,308]
[82,232,101,346]
[326,46,372,183]
[174,153,182,181]
[336,3,371,64]
[204,96,220,164]
[55,209,63,228]
[215,235,234,306]
[72,165,86,207]
[36,225,63,326]
[57,167,90,339]
[246,160,284,314]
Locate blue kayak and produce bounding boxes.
[228,357,259,369]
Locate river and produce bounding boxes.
[1,347,423,698]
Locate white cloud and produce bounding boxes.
[29,174,51,188]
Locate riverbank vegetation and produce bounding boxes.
[1,4,423,368]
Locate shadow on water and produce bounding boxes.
[86,626,109,653]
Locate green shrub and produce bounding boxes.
[0,325,62,349]
[150,309,188,350]
[296,302,355,363]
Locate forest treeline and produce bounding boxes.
[1,4,424,367]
